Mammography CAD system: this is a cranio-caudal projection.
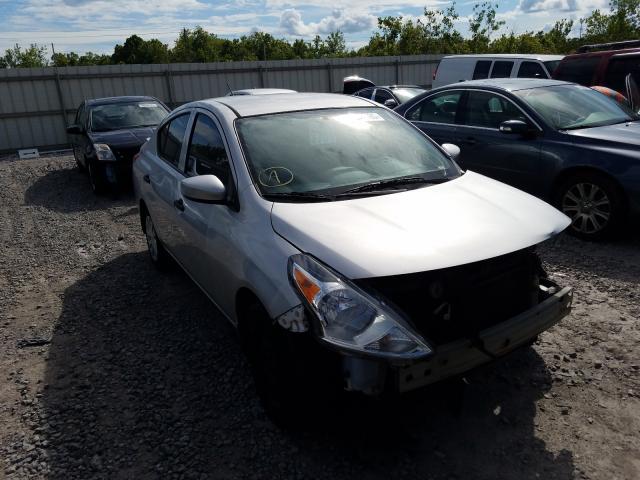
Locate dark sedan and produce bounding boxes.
[395,78,640,240]
[67,96,170,194]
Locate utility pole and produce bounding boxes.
[51,43,56,56]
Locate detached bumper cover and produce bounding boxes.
[397,286,573,393]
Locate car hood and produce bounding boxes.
[89,127,155,149]
[271,171,570,279]
[565,121,640,147]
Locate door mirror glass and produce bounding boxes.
[384,98,398,109]
[180,175,226,203]
[441,143,460,161]
[66,124,83,134]
[499,119,529,135]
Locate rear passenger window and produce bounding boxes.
[157,113,190,168]
[518,61,547,78]
[407,91,462,124]
[185,114,231,187]
[554,56,601,85]
[491,61,514,78]
[473,61,492,80]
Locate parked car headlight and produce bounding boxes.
[288,254,432,360]
[93,143,116,161]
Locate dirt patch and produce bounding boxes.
[1,155,639,479]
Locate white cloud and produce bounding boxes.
[279,8,377,36]
[268,0,446,13]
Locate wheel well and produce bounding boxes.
[139,200,149,234]
[235,288,268,351]
[552,167,626,204]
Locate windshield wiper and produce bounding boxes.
[338,176,449,195]
[262,191,335,202]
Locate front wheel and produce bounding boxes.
[555,172,625,241]
[240,303,341,426]
[88,161,107,195]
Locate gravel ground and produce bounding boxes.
[1,155,639,480]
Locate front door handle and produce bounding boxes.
[463,137,477,146]
[173,198,185,212]
[143,174,151,184]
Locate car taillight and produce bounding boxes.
[133,153,140,162]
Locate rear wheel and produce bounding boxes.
[144,213,170,270]
[555,172,624,241]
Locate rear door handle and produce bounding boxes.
[143,174,151,184]
[173,198,185,212]
[463,137,477,146]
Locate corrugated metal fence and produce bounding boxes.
[0,54,442,153]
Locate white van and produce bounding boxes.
[432,54,564,89]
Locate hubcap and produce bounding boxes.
[145,215,158,261]
[562,182,611,235]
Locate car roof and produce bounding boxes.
[229,88,297,95]
[439,78,572,91]
[441,54,564,61]
[562,47,640,60]
[204,93,373,117]
[86,96,160,106]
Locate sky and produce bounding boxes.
[0,0,610,55]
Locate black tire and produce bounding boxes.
[554,172,625,241]
[240,302,341,426]
[74,151,86,173]
[88,161,107,195]
[144,212,170,270]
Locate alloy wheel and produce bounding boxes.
[562,182,611,235]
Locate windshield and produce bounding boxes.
[392,88,426,103]
[90,101,168,132]
[236,107,459,199]
[514,84,639,130]
[543,60,561,75]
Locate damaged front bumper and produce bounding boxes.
[343,284,573,394]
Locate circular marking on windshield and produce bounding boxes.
[258,167,294,187]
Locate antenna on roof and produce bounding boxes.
[226,80,234,96]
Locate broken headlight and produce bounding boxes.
[288,254,432,361]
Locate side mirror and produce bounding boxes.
[499,119,529,135]
[384,98,398,109]
[441,143,460,161]
[66,124,83,135]
[180,175,226,203]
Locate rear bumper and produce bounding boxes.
[396,286,572,392]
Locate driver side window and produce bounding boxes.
[184,113,232,187]
[463,91,527,129]
[407,91,462,124]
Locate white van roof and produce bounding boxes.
[441,54,564,61]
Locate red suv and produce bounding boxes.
[553,40,640,96]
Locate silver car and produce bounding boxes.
[133,93,573,418]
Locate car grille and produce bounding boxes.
[354,248,539,345]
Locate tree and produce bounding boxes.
[1,43,48,68]
[468,2,505,53]
[112,35,169,64]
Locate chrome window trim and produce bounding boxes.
[408,88,543,132]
